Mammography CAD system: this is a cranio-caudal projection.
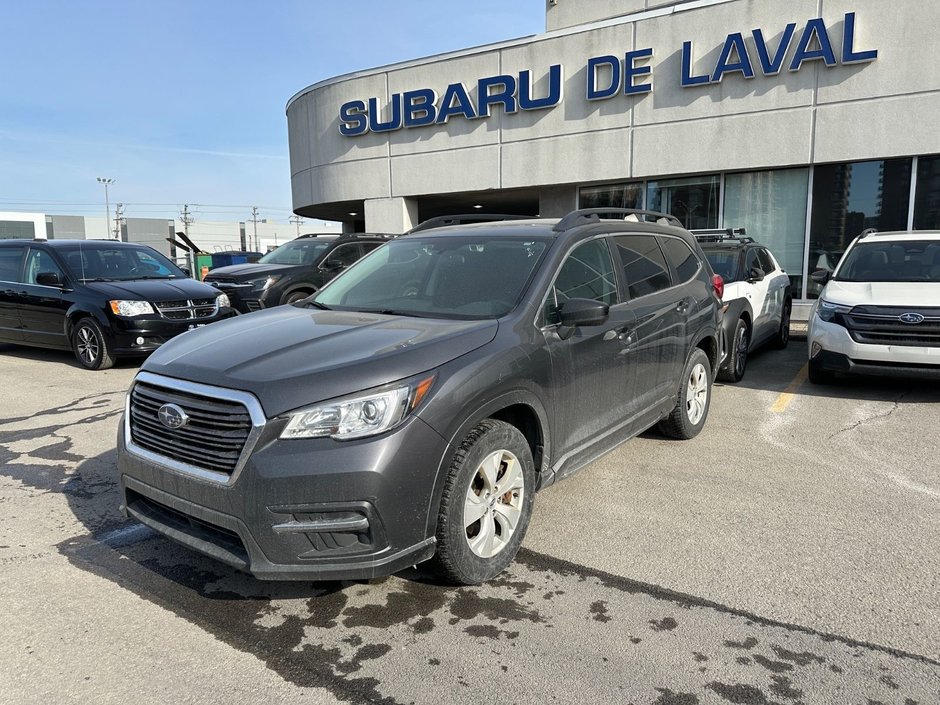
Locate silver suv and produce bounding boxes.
[807,230,940,383]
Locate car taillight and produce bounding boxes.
[711,274,724,299]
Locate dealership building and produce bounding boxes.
[287,0,940,314]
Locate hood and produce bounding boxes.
[821,280,940,308]
[141,306,499,417]
[84,278,222,301]
[204,263,298,280]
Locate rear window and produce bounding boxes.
[703,250,742,283]
[835,241,940,283]
[660,237,700,284]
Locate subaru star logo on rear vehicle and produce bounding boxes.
[157,403,189,429]
[899,312,925,324]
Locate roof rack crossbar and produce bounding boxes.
[407,214,534,234]
[859,228,879,238]
[552,208,682,232]
[690,227,753,244]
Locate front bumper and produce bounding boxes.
[118,408,451,581]
[108,308,239,354]
[206,282,269,313]
[808,316,940,378]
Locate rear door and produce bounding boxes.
[611,234,685,410]
[756,247,789,343]
[20,246,70,349]
[0,244,26,342]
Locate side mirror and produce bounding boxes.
[558,298,610,327]
[36,271,64,288]
[747,267,765,282]
[321,258,344,271]
[180,267,192,278]
[810,268,831,284]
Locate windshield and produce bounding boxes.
[61,245,185,281]
[702,250,742,283]
[258,240,331,265]
[313,236,550,319]
[835,241,940,283]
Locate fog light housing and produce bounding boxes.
[810,342,822,358]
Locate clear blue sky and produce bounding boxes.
[0,1,542,223]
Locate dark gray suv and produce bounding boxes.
[117,209,722,585]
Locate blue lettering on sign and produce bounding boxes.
[337,13,877,135]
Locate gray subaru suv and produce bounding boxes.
[117,209,722,585]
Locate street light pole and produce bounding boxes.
[96,177,114,238]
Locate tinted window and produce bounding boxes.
[24,248,65,284]
[544,240,618,324]
[0,245,25,282]
[757,248,776,274]
[660,237,699,283]
[315,236,549,319]
[703,250,742,283]
[361,242,383,255]
[60,246,184,281]
[613,235,671,298]
[327,244,362,267]
[745,249,761,276]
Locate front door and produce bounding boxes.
[542,238,638,478]
[20,247,70,349]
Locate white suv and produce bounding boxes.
[807,230,940,383]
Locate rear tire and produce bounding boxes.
[284,289,313,305]
[717,318,749,383]
[71,318,115,371]
[659,348,712,440]
[431,419,535,585]
[773,300,792,349]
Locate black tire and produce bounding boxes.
[717,318,749,383]
[71,318,115,371]
[808,357,836,385]
[658,347,712,440]
[773,300,792,349]
[432,419,535,585]
[284,289,313,305]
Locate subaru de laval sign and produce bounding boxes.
[339,12,877,137]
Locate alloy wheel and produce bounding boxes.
[734,325,749,377]
[76,326,100,365]
[464,449,525,558]
[685,362,709,425]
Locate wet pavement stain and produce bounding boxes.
[653,688,700,705]
[590,600,611,623]
[650,616,678,632]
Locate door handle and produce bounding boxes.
[676,301,689,314]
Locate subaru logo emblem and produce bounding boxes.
[899,312,925,324]
[157,403,189,429]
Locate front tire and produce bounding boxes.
[71,318,115,370]
[659,348,712,440]
[717,318,749,383]
[432,419,535,585]
[773,300,792,349]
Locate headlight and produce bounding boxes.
[109,300,155,317]
[247,275,281,290]
[816,299,852,323]
[281,376,434,441]
[217,293,231,308]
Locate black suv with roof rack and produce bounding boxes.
[117,209,722,585]
[0,238,236,370]
[694,229,792,382]
[204,233,391,313]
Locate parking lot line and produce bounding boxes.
[771,364,808,413]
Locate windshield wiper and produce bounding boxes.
[305,300,331,310]
[78,277,116,282]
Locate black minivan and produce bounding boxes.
[0,239,236,370]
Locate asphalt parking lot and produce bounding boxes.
[0,338,937,705]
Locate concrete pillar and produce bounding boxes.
[539,186,579,218]
[364,197,419,235]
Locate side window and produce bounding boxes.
[745,249,762,276]
[613,235,672,299]
[327,244,361,268]
[24,248,65,285]
[543,239,618,325]
[0,245,26,283]
[757,248,777,274]
[361,242,383,255]
[659,237,700,284]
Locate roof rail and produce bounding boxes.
[859,228,879,238]
[552,208,682,232]
[407,214,535,234]
[691,227,753,244]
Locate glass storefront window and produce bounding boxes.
[647,175,719,230]
[579,183,644,210]
[807,158,912,298]
[913,155,940,230]
[724,168,809,296]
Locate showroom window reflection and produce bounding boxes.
[580,183,644,210]
[647,175,720,230]
[914,155,940,230]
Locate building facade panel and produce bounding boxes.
[391,145,500,196]
[502,129,633,189]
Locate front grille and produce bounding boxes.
[153,298,219,320]
[845,306,940,347]
[129,381,253,475]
